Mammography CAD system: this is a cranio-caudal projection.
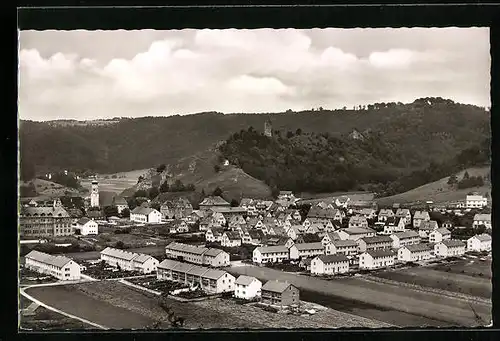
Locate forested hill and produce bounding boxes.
[20,97,489,176]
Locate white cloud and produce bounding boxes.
[18,28,490,121]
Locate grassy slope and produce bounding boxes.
[376,166,491,206]
[20,178,82,198]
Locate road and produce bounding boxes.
[225,264,491,327]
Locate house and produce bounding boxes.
[321,232,341,246]
[434,240,466,258]
[357,236,393,253]
[248,230,265,245]
[164,242,230,267]
[325,239,358,257]
[211,212,227,227]
[253,246,290,264]
[289,242,325,260]
[100,247,159,273]
[395,208,412,225]
[210,207,248,219]
[359,250,396,270]
[466,194,488,209]
[378,209,395,222]
[25,250,81,281]
[112,196,129,215]
[277,191,296,201]
[261,280,299,307]
[199,196,231,211]
[413,211,430,228]
[348,215,369,229]
[428,228,451,243]
[156,259,235,294]
[398,244,434,262]
[234,275,262,300]
[337,227,376,241]
[418,220,439,238]
[240,198,257,216]
[221,232,242,247]
[467,234,492,252]
[383,217,406,234]
[473,214,492,229]
[359,208,377,220]
[74,217,98,236]
[229,215,247,229]
[390,231,421,249]
[168,219,189,234]
[334,196,350,209]
[205,227,224,243]
[130,206,162,224]
[265,236,295,249]
[286,225,301,241]
[311,254,349,275]
[307,207,342,222]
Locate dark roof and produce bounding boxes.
[361,236,393,244]
[366,250,395,258]
[262,280,295,293]
[441,239,466,248]
[404,244,433,252]
[317,254,349,263]
[76,217,92,225]
[473,234,492,242]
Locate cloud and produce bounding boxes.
[18,28,490,121]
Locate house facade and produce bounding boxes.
[390,231,421,249]
[428,228,451,243]
[359,250,395,270]
[325,240,358,256]
[467,234,492,252]
[398,244,433,262]
[253,246,289,264]
[25,250,81,281]
[20,206,73,238]
[348,216,369,229]
[261,280,299,307]
[473,214,492,229]
[466,194,488,209]
[74,217,98,236]
[130,207,162,224]
[357,236,393,253]
[412,211,430,228]
[337,227,376,241]
[434,240,466,258]
[289,242,325,260]
[165,242,230,267]
[310,254,349,275]
[234,275,262,300]
[221,232,242,247]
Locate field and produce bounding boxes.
[83,231,169,249]
[80,169,147,194]
[226,263,491,327]
[376,166,491,206]
[298,192,375,204]
[24,281,392,329]
[21,178,83,198]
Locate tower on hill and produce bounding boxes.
[90,180,100,208]
[264,119,272,137]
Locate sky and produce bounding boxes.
[18,28,490,121]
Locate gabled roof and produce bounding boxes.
[391,230,420,239]
[186,265,209,277]
[403,244,433,252]
[76,217,92,225]
[262,280,294,293]
[165,242,207,255]
[441,239,465,248]
[203,248,226,257]
[101,247,138,261]
[157,259,183,270]
[255,245,289,254]
[25,250,73,268]
[173,261,195,273]
[433,228,451,235]
[366,250,395,258]
[293,242,324,251]
[340,227,375,235]
[378,209,394,216]
[202,268,228,280]
[199,196,230,206]
[360,236,393,244]
[473,213,491,221]
[225,231,241,240]
[133,254,157,264]
[472,234,492,242]
[249,230,264,239]
[21,206,70,218]
[413,211,430,219]
[420,220,439,230]
[349,215,368,224]
[331,239,358,247]
[317,254,349,264]
[235,275,260,286]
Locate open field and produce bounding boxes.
[371,260,491,299]
[226,263,491,327]
[80,169,147,195]
[376,166,490,206]
[431,259,492,279]
[84,232,169,249]
[298,192,374,204]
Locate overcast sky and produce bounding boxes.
[19,28,490,121]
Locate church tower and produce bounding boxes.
[264,119,272,137]
[90,180,100,207]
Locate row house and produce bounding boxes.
[467,234,492,252]
[428,228,451,243]
[359,250,396,270]
[157,259,235,294]
[337,227,376,241]
[310,254,349,275]
[418,220,439,238]
[100,247,159,273]
[357,235,393,253]
[261,280,300,308]
[383,217,406,234]
[466,194,488,209]
[253,245,290,264]
[434,240,466,258]
[221,231,242,247]
[234,275,262,300]
[378,209,395,222]
[25,250,81,281]
[325,239,358,257]
[165,242,230,267]
[289,242,325,260]
[398,243,434,262]
[348,216,369,229]
[473,214,492,229]
[413,211,431,228]
[390,230,421,249]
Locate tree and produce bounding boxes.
[295,128,302,135]
[214,164,221,173]
[160,181,170,193]
[156,164,166,173]
[115,241,125,249]
[463,170,470,180]
[186,183,196,191]
[230,199,239,207]
[104,205,119,217]
[151,202,161,211]
[201,189,206,197]
[286,131,294,138]
[171,180,185,192]
[148,187,160,199]
[213,187,223,197]
[137,175,144,184]
[447,174,458,185]
[20,161,36,181]
[134,189,148,198]
[121,208,130,218]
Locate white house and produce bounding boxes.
[234,275,262,300]
[467,234,492,252]
[348,215,369,229]
[289,242,325,260]
[359,250,395,270]
[398,244,433,262]
[74,217,98,236]
[203,248,231,267]
[428,228,451,243]
[321,232,341,246]
[205,228,224,243]
[286,225,301,241]
[131,254,160,274]
[310,254,349,275]
[253,246,289,264]
[357,236,393,253]
[165,242,230,267]
[413,211,430,228]
[395,208,412,225]
[25,250,81,281]
[112,196,129,215]
[466,194,488,209]
[434,240,466,258]
[337,227,376,241]
[390,230,421,249]
[212,212,227,226]
[130,206,162,224]
[100,247,159,273]
[325,239,358,256]
[221,232,242,247]
[418,220,439,238]
[473,214,492,229]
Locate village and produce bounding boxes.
[18,179,492,329]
